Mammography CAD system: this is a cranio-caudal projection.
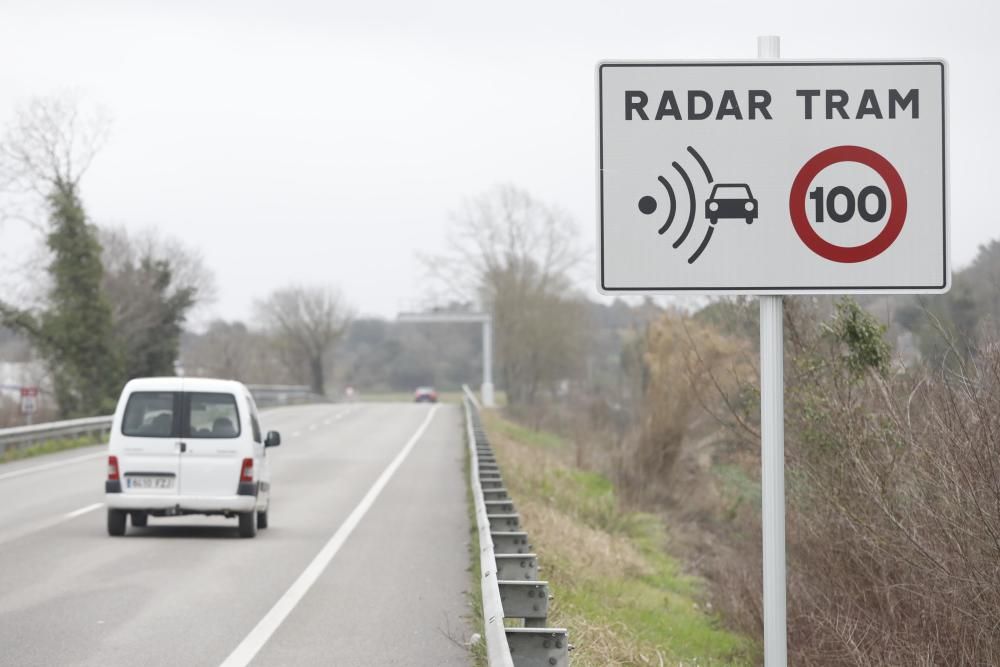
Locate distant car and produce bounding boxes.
[705,183,758,225]
[414,387,438,403]
[105,377,281,538]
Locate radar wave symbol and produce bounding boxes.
[639,146,716,265]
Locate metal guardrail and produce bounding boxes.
[462,385,569,666]
[247,384,324,408]
[0,384,323,455]
[0,415,113,454]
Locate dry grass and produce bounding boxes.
[485,410,755,666]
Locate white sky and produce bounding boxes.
[0,0,995,320]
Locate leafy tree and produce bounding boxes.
[100,226,211,380]
[0,97,122,415]
[824,298,891,378]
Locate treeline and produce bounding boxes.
[182,296,662,397]
[892,238,1000,362]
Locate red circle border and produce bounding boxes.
[788,145,907,263]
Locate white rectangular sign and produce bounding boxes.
[597,60,948,293]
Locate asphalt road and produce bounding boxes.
[0,402,472,666]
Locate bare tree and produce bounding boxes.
[255,285,353,395]
[425,185,587,406]
[0,93,110,213]
[181,320,291,384]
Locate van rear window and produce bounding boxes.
[187,393,241,439]
[122,392,178,437]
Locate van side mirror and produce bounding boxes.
[265,431,281,447]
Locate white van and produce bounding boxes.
[105,377,280,538]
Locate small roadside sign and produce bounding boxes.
[597,60,948,294]
[20,386,38,415]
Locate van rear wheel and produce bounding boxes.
[131,511,148,527]
[107,509,127,536]
[238,511,258,538]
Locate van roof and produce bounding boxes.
[122,377,248,394]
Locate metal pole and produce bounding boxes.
[758,34,787,667]
[481,318,495,407]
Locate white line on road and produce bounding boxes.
[65,502,104,519]
[0,501,104,547]
[0,451,105,483]
[219,404,440,667]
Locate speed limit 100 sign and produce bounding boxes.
[597,60,948,294]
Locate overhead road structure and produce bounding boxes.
[397,311,495,407]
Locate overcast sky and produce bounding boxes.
[0,0,995,321]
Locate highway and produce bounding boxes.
[0,402,471,666]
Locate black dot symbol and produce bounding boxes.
[638,196,657,215]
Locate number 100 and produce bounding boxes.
[808,185,887,223]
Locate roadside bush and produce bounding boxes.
[709,299,1000,664]
[622,314,751,505]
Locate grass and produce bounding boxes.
[487,414,567,451]
[482,410,756,666]
[1,433,105,463]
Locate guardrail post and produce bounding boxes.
[506,628,570,667]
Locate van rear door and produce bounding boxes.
[118,391,182,495]
[178,392,244,498]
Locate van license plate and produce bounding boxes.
[126,476,174,489]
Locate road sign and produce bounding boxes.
[20,386,38,415]
[597,60,948,294]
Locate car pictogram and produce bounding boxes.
[705,183,758,225]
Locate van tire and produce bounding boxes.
[257,509,268,529]
[238,511,257,538]
[131,511,148,527]
[108,509,127,536]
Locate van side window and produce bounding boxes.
[186,393,241,439]
[247,395,262,443]
[122,392,179,437]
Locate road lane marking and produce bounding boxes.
[291,406,359,439]
[0,501,104,546]
[219,404,441,667]
[0,451,105,483]
[332,405,358,421]
[65,502,104,519]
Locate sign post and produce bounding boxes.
[596,37,948,667]
[756,35,787,667]
[19,386,39,426]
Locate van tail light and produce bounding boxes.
[108,456,120,481]
[240,458,254,483]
